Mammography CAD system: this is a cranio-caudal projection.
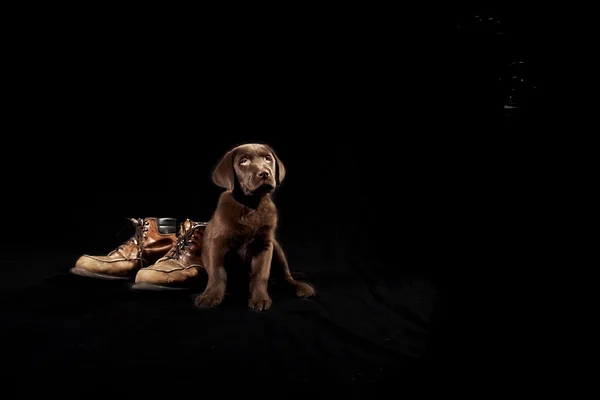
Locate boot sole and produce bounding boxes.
[69,267,132,281]
[130,282,193,291]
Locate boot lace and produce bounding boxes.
[108,218,149,265]
[166,222,200,260]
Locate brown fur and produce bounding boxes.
[195,143,316,311]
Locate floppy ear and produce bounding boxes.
[266,145,286,185]
[212,148,237,190]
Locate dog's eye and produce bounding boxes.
[240,158,250,165]
[265,155,272,162]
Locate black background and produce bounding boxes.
[2,7,542,396]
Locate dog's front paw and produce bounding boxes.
[248,289,272,311]
[195,287,225,308]
[295,282,316,298]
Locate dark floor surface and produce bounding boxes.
[0,250,443,397]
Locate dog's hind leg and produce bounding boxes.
[272,240,316,297]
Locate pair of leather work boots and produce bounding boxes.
[70,217,207,290]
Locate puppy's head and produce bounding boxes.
[212,143,286,196]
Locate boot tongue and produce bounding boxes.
[178,219,204,240]
[163,219,200,260]
[180,219,194,235]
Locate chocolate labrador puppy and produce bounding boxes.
[195,143,316,311]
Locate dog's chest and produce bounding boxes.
[234,229,268,261]
[232,213,274,259]
[234,208,274,234]
[236,212,262,231]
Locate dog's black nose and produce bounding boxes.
[258,170,270,179]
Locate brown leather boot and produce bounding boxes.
[70,217,177,280]
[132,219,208,290]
